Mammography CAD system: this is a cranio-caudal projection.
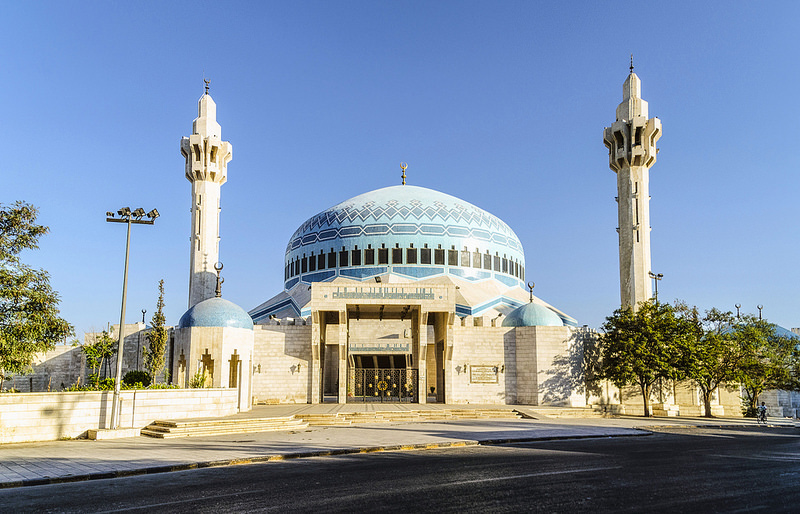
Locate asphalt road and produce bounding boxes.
[2,426,799,513]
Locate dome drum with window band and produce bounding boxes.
[283,185,527,289]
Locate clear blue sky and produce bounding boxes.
[3,1,799,339]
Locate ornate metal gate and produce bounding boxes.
[349,368,418,403]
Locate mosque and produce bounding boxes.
[170,84,584,408]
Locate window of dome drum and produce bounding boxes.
[421,248,431,264]
[285,239,525,281]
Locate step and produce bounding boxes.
[141,416,308,439]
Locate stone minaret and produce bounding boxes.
[603,65,662,310]
[181,87,233,308]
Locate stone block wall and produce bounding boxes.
[449,325,515,404]
[252,324,312,403]
[1,345,84,392]
[0,388,238,444]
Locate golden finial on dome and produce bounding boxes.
[400,162,408,185]
[527,282,535,303]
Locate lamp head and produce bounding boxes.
[147,208,160,220]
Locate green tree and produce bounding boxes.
[679,307,744,418]
[81,329,117,388]
[736,316,794,416]
[143,279,168,383]
[599,300,695,416]
[0,202,73,381]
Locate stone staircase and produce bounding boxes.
[302,408,523,426]
[141,415,308,439]
[521,406,608,419]
[141,408,522,439]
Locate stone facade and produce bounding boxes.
[172,325,253,411]
[251,323,312,404]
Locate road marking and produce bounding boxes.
[443,466,621,486]
[101,465,623,512]
[710,453,800,462]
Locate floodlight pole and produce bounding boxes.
[107,207,158,429]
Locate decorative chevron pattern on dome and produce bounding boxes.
[287,186,522,254]
[289,222,523,252]
[293,200,515,237]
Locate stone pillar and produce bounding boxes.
[603,67,661,310]
[310,310,321,404]
[181,91,233,308]
[417,310,427,404]
[443,312,455,404]
[338,310,348,403]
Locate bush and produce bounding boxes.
[189,369,208,388]
[123,370,152,387]
[148,383,179,389]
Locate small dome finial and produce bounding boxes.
[400,162,408,185]
[527,282,535,303]
[214,262,224,297]
[630,54,634,74]
[204,78,211,95]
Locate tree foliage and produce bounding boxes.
[736,317,795,416]
[599,300,696,416]
[81,329,117,387]
[678,306,744,417]
[0,202,73,381]
[143,279,168,382]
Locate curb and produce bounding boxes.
[0,440,477,490]
[0,431,656,490]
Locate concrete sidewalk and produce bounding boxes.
[0,406,795,489]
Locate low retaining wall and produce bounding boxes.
[0,388,239,444]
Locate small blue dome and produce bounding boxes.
[502,302,564,327]
[178,297,254,330]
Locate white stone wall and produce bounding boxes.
[449,324,515,404]
[0,388,238,444]
[252,324,312,404]
[1,345,84,392]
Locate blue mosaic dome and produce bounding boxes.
[501,302,564,327]
[283,185,526,289]
[178,297,254,330]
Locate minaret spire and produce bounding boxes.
[603,64,662,310]
[181,87,233,308]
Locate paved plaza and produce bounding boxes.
[1,404,795,489]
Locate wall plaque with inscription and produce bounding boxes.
[470,365,498,384]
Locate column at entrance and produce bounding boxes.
[417,310,427,404]
[310,310,322,404]
[338,309,347,403]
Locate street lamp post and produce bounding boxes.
[106,207,159,430]
[648,271,663,303]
